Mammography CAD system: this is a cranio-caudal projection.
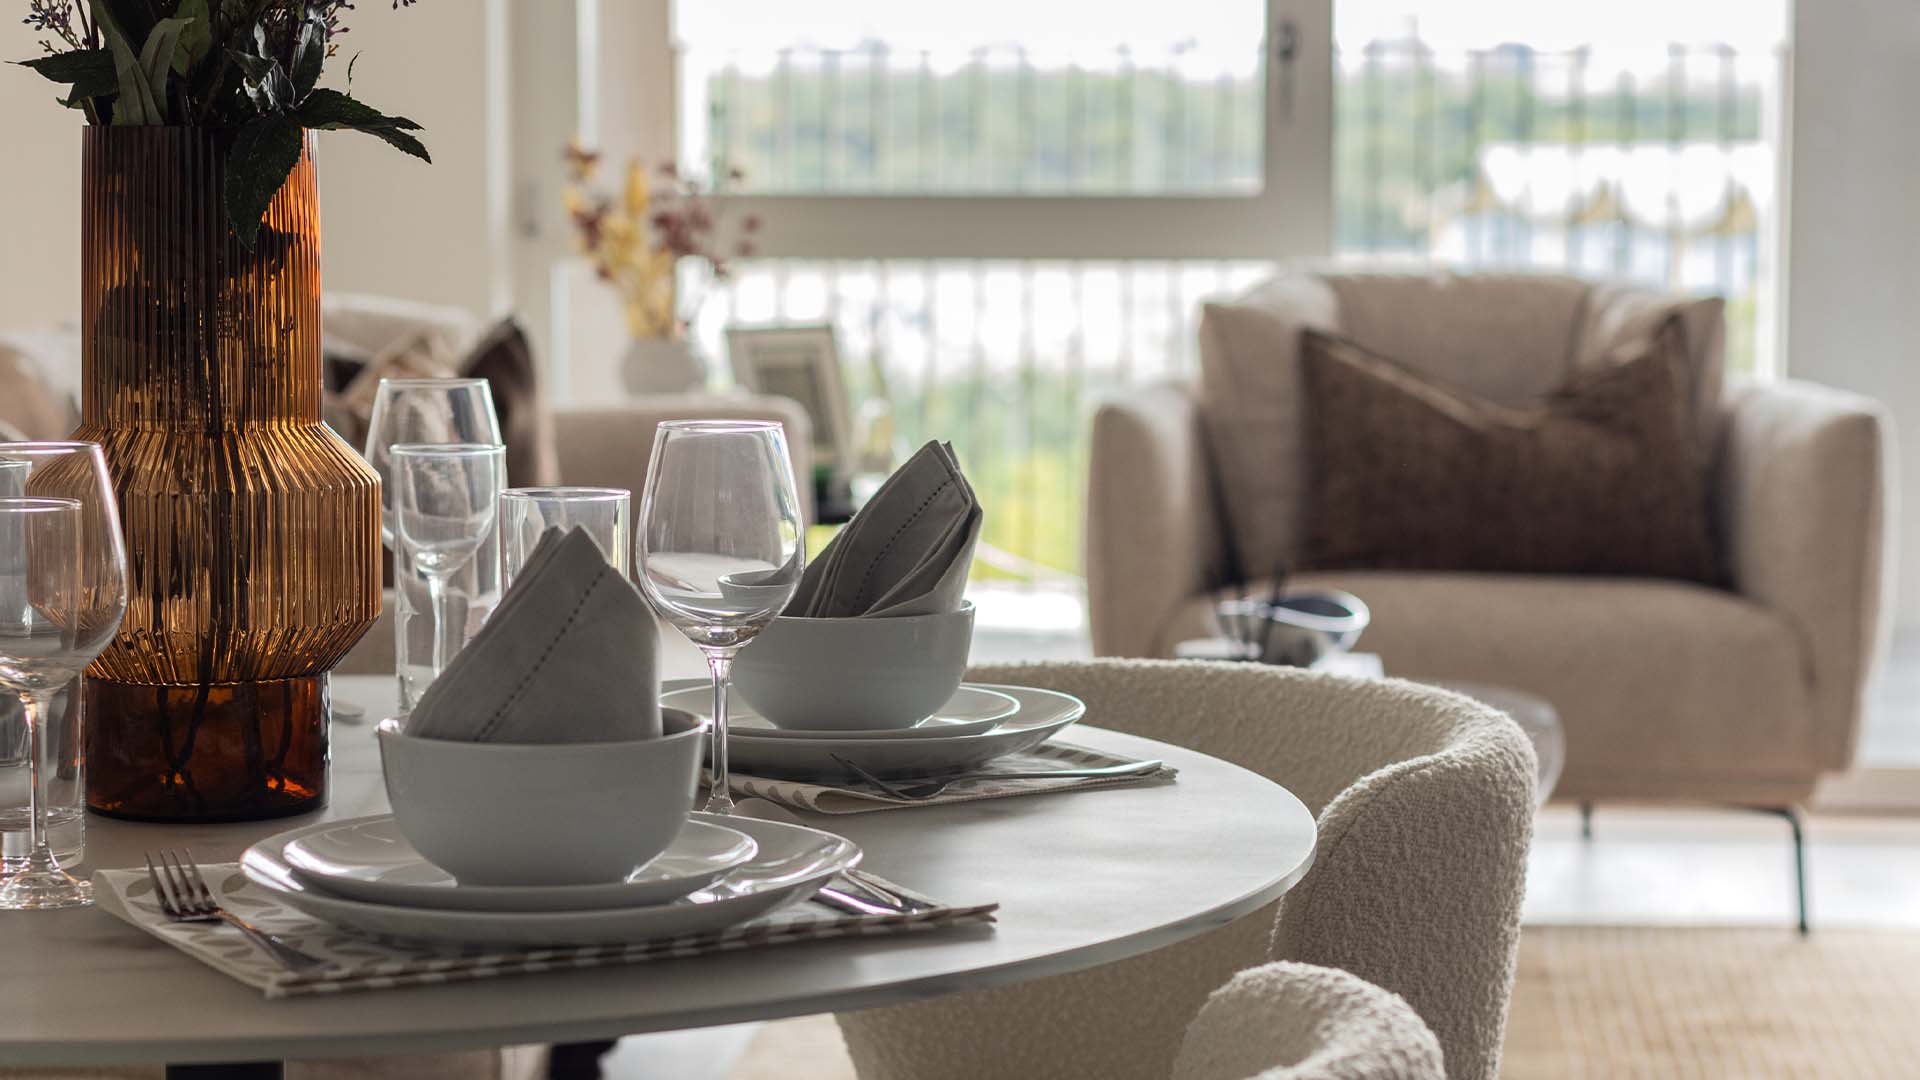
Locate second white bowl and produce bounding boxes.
[731,602,975,731]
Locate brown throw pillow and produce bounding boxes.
[1297,316,1718,583]
[459,317,560,488]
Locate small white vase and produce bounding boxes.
[621,338,708,395]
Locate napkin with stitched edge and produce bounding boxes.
[403,525,662,742]
[788,441,982,619]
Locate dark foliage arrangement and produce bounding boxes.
[18,0,429,247]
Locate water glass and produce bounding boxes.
[501,487,632,584]
[637,421,804,814]
[363,378,504,709]
[0,683,81,866]
[0,442,129,910]
[0,456,79,864]
[392,444,506,685]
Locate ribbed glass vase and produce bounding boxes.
[74,127,382,822]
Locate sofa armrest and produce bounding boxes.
[1716,377,1893,770]
[1086,382,1227,657]
[552,394,816,523]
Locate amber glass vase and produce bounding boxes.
[74,128,382,822]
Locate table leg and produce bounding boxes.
[547,1039,618,1080]
[165,1063,282,1079]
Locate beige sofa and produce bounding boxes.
[1088,269,1892,807]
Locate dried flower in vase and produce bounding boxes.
[563,141,759,342]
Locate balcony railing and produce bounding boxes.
[683,37,1784,589]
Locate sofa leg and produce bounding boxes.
[1743,805,1810,936]
[1579,801,1593,841]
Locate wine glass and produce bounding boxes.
[363,378,504,708]
[391,444,505,684]
[501,487,632,585]
[0,442,128,910]
[636,421,804,814]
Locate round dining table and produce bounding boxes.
[0,673,1316,1075]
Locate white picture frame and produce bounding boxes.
[725,323,854,476]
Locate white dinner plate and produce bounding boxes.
[241,813,859,946]
[281,818,759,913]
[665,685,1019,741]
[666,682,1086,780]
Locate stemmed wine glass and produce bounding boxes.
[391,444,505,683]
[637,421,804,814]
[363,378,504,707]
[0,442,128,910]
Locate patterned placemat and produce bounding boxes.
[93,864,996,999]
[724,741,1177,814]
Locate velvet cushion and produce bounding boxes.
[459,317,559,487]
[1298,316,1718,582]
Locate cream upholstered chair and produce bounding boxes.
[834,659,1536,1080]
[1088,269,1890,817]
[548,396,814,522]
[1172,962,1444,1080]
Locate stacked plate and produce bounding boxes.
[664,682,1086,780]
[239,812,860,946]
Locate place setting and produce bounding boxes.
[660,440,1178,814]
[85,424,1014,998]
[21,420,1170,1003]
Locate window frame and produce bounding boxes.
[672,0,1335,261]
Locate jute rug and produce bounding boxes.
[729,927,1920,1079]
[1501,927,1920,1078]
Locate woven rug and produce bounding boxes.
[728,927,1920,1079]
[1502,927,1920,1078]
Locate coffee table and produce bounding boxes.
[0,674,1316,1076]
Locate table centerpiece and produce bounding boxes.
[18,0,430,821]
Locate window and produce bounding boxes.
[659,0,1790,589]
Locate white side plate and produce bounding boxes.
[281,818,759,913]
[241,814,859,946]
[666,683,1086,781]
[669,685,1019,741]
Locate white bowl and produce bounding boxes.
[731,603,975,731]
[377,708,708,886]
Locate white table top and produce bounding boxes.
[1,674,1316,1067]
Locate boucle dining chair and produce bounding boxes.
[1172,961,1444,1080]
[834,658,1535,1080]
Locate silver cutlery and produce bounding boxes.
[145,850,328,972]
[813,883,908,917]
[832,755,1166,801]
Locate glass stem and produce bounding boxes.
[20,689,54,871]
[426,570,455,680]
[703,648,737,815]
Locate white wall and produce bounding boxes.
[0,16,85,332]
[1786,1,1920,621]
[315,1,509,315]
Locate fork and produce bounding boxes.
[145,850,327,972]
[831,754,1166,801]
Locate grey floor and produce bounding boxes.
[617,589,1920,1079]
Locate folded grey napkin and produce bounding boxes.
[403,526,662,743]
[789,441,982,619]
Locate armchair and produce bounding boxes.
[1088,269,1891,809]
